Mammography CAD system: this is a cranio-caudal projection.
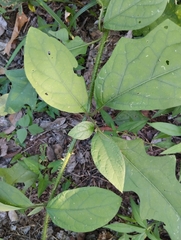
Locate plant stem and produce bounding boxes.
[41,29,109,240]
[87,29,109,113]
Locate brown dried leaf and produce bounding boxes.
[65,10,71,23]
[0,67,6,75]
[4,111,22,134]
[4,12,28,55]
[0,15,7,36]
[0,138,8,157]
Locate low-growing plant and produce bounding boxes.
[1,0,181,240]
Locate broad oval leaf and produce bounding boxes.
[149,122,181,136]
[95,20,181,111]
[114,137,181,240]
[46,187,121,232]
[91,132,125,192]
[0,181,33,210]
[24,27,88,113]
[104,0,168,30]
[68,121,94,140]
[5,69,37,112]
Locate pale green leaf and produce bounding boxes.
[104,0,168,30]
[104,223,145,233]
[17,128,27,144]
[46,187,121,232]
[24,27,88,113]
[95,20,181,111]
[65,36,88,57]
[5,69,37,112]
[161,142,181,155]
[23,156,42,175]
[0,162,38,191]
[149,122,181,136]
[0,202,25,211]
[0,181,33,209]
[28,206,44,216]
[114,137,181,240]
[91,132,125,192]
[68,121,94,140]
[0,94,14,116]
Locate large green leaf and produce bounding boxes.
[0,181,33,210]
[5,69,37,112]
[95,20,181,111]
[46,187,121,232]
[91,132,125,192]
[0,162,38,191]
[24,27,88,113]
[104,0,168,30]
[114,137,181,240]
[134,0,181,37]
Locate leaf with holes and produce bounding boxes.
[114,137,181,240]
[104,0,168,30]
[24,27,88,113]
[95,20,181,111]
[46,187,121,232]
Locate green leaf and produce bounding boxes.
[114,137,181,240]
[48,29,69,43]
[24,27,88,113]
[130,198,146,228]
[149,122,181,136]
[23,156,43,175]
[95,20,181,111]
[0,162,38,191]
[18,114,30,128]
[46,187,121,232]
[104,223,145,233]
[0,202,25,211]
[17,128,28,144]
[134,0,181,37]
[118,121,147,134]
[28,124,44,135]
[28,206,44,216]
[91,132,125,192]
[161,142,181,155]
[5,69,37,112]
[38,174,51,198]
[101,109,116,128]
[68,121,94,140]
[48,160,63,174]
[65,36,88,57]
[148,122,181,136]
[0,181,33,209]
[104,0,168,30]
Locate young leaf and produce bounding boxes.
[91,132,125,192]
[28,124,44,135]
[23,155,44,175]
[68,121,94,140]
[17,128,28,144]
[5,69,37,112]
[149,122,181,136]
[38,174,51,198]
[104,223,145,234]
[161,142,181,155]
[0,181,33,209]
[0,162,38,191]
[24,27,88,113]
[95,20,181,111]
[114,137,181,240]
[104,0,168,30]
[18,114,30,127]
[46,187,121,232]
